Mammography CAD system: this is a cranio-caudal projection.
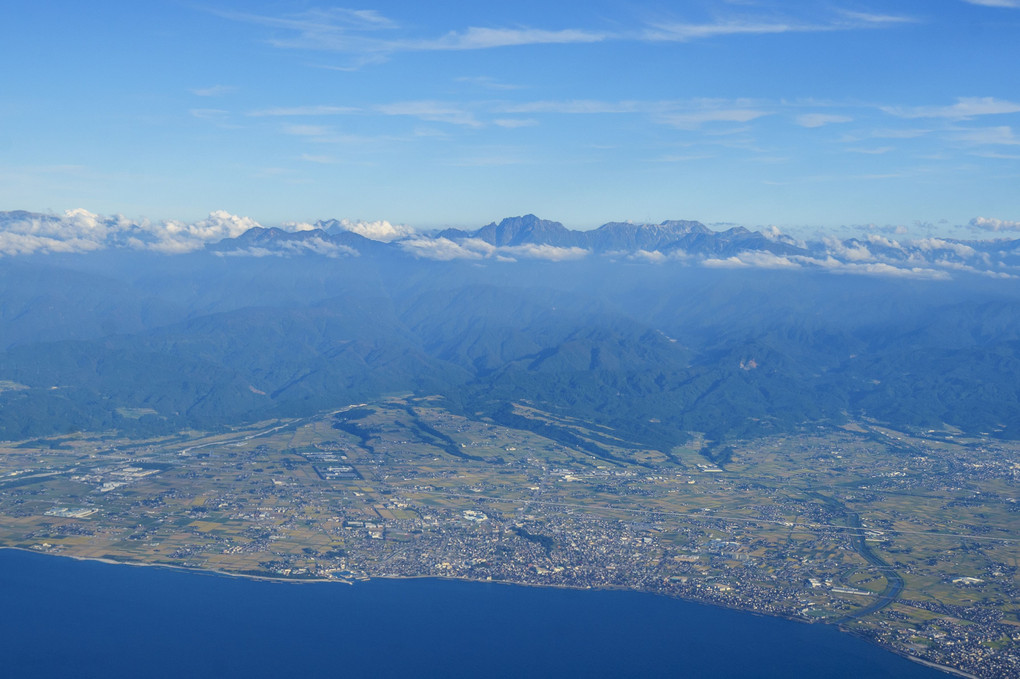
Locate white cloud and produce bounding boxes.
[333,219,416,242]
[213,7,605,60]
[212,4,917,76]
[376,101,481,127]
[824,237,874,261]
[1,209,120,246]
[0,231,105,256]
[210,7,396,54]
[970,216,1020,232]
[501,98,775,129]
[457,238,498,255]
[0,209,252,255]
[793,255,933,278]
[4,208,1015,279]
[629,249,668,263]
[283,124,335,136]
[493,118,538,128]
[149,211,261,252]
[837,11,917,24]
[847,146,894,154]
[703,251,802,269]
[281,221,319,232]
[189,108,230,120]
[218,238,357,259]
[911,237,977,258]
[745,252,802,269]
[398,235,585,261]
[416,27,606,50]
[247,105,360,117]
[63,208,105,233]
[643,9,915,43]
[839,128,931,143]
[796,113,853,128]
[191,85,236,97]
[970,150,1020,159]
[657,108,769,129]
[953,126,1020,146]
[500,100,642,114]
[653,153,714,163]
[456,76,522,91]
[164,210,258,240]
[500,244,588,261]
[810,257,951,279]
[299,153,339,164]
[882,97,1020,119]
[447,149,526,164]
[499,98,771,129]
[866,234,904,250]
[400,237,486,260]
[646,21,813,41]
[851,223,909,236]
[926,259,1016,278]
[702,255,748,268]
[962,0,1020,7]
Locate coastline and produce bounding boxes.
[2,546,352,586]
[906,656,979,679]
[3,546,966,678]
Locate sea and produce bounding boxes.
[0,548,947,678]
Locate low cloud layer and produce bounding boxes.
[217,237,357,259]
[399,236,587,262]
[2,208,1018,280]
[970,216,1020,232]
[0,209,408,255]
[330,218,416,242]
[0,209,264,255]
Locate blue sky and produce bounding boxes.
[2,1,1019,233]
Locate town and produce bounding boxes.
[0,398,1016,678]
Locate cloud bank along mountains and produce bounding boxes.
[1,208,1019,454]
[2,209,1019,278]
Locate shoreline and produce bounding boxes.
[3,546,966,678]
[3,546,351,586]
[907,656,980,679]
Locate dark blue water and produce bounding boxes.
[0,549,945,678]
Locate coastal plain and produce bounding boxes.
[0,398,1017,678]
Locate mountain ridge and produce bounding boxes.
[3,209,1019,281]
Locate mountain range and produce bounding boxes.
[3,210,1018,280]
[2,209,1019,454]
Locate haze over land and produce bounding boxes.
[2,210,1018,451]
